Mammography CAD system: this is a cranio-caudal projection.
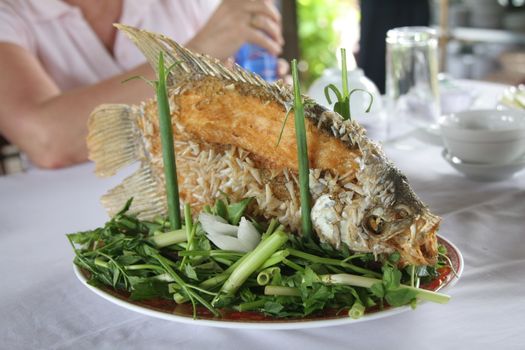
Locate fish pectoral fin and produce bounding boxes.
[87,104,143,177]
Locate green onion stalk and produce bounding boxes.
[156,52,182,230]
[180,203,195,269]
[213,231,289,305]
[236,300,267,312]
[256,267,280,286]
[291,59,313,241]
[264,285,301,297]
[150,229,186,248]
[348,301,365,319]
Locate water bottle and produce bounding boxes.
[235,43,277,82]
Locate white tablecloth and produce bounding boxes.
[1,81,524,350]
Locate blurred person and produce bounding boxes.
[0,0,285,169]
[358,0,430,93]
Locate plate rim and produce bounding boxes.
[73,235,463,330]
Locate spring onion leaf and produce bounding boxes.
[215,230,289,303]
[156,52,182,230]
[291,59,313,240]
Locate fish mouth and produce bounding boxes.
[385,214,441,266]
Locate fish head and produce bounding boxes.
[359,161,440,266]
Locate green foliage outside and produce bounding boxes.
[297,0,351,87]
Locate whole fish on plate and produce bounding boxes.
[88,25,440,266]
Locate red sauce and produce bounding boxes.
[226,311,271,321]
[421,266,452,291]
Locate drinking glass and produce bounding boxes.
[386,27,440,139]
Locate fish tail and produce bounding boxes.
[101,166,166,219]
[87,104,143,177]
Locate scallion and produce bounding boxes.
[156,52,182,230]
[215,230,289,300]
[291,59,313,240]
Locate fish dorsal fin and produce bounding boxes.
[115,24,277,89]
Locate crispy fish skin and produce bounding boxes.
[87,25,440,266]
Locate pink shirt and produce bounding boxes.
[0,0,219,90]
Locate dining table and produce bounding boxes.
[1,80,524,350]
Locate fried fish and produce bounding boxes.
[87,25,440,266]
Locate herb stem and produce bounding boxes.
[264,285,301,297]
[341,48,349,97]
[264,218,279,236]
[291,59,313,240]
[150,251,219,316]
[287,248,382,278]
[320,274,451,304]
[257,271,271,286]
[94,257,108,268]
[177,250,244,259]
[184,204,193,243]
[257,250,289,270]
[125,264,165,272]
[282,258,304,272]
[349,301,365,319]
[150,229,186,248]
[236,300,266,312]
[180,204,194,269]
[217,231,289,298]
[156,52,181,230]
[257,267,280,286]
[174,253,251,303]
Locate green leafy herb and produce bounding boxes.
[214,199,228,221]
[226,197,253,226]
[262,301,285,315]
[324,48,374,121]
[68,197,452,320]
[130,281,170,301]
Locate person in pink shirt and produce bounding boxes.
[0,0,284,168]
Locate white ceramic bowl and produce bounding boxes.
[442,149,525,182]
[439,109,525,164]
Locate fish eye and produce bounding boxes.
[364,215,384,235]
[394,205,411,219]
[396,208,409,219]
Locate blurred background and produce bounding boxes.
[287,0,525,88]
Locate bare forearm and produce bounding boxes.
[7,63,154,168]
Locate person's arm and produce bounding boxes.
[0,0,284,170]
[0,43,154,169]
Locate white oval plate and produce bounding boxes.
[73,236,463,330]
